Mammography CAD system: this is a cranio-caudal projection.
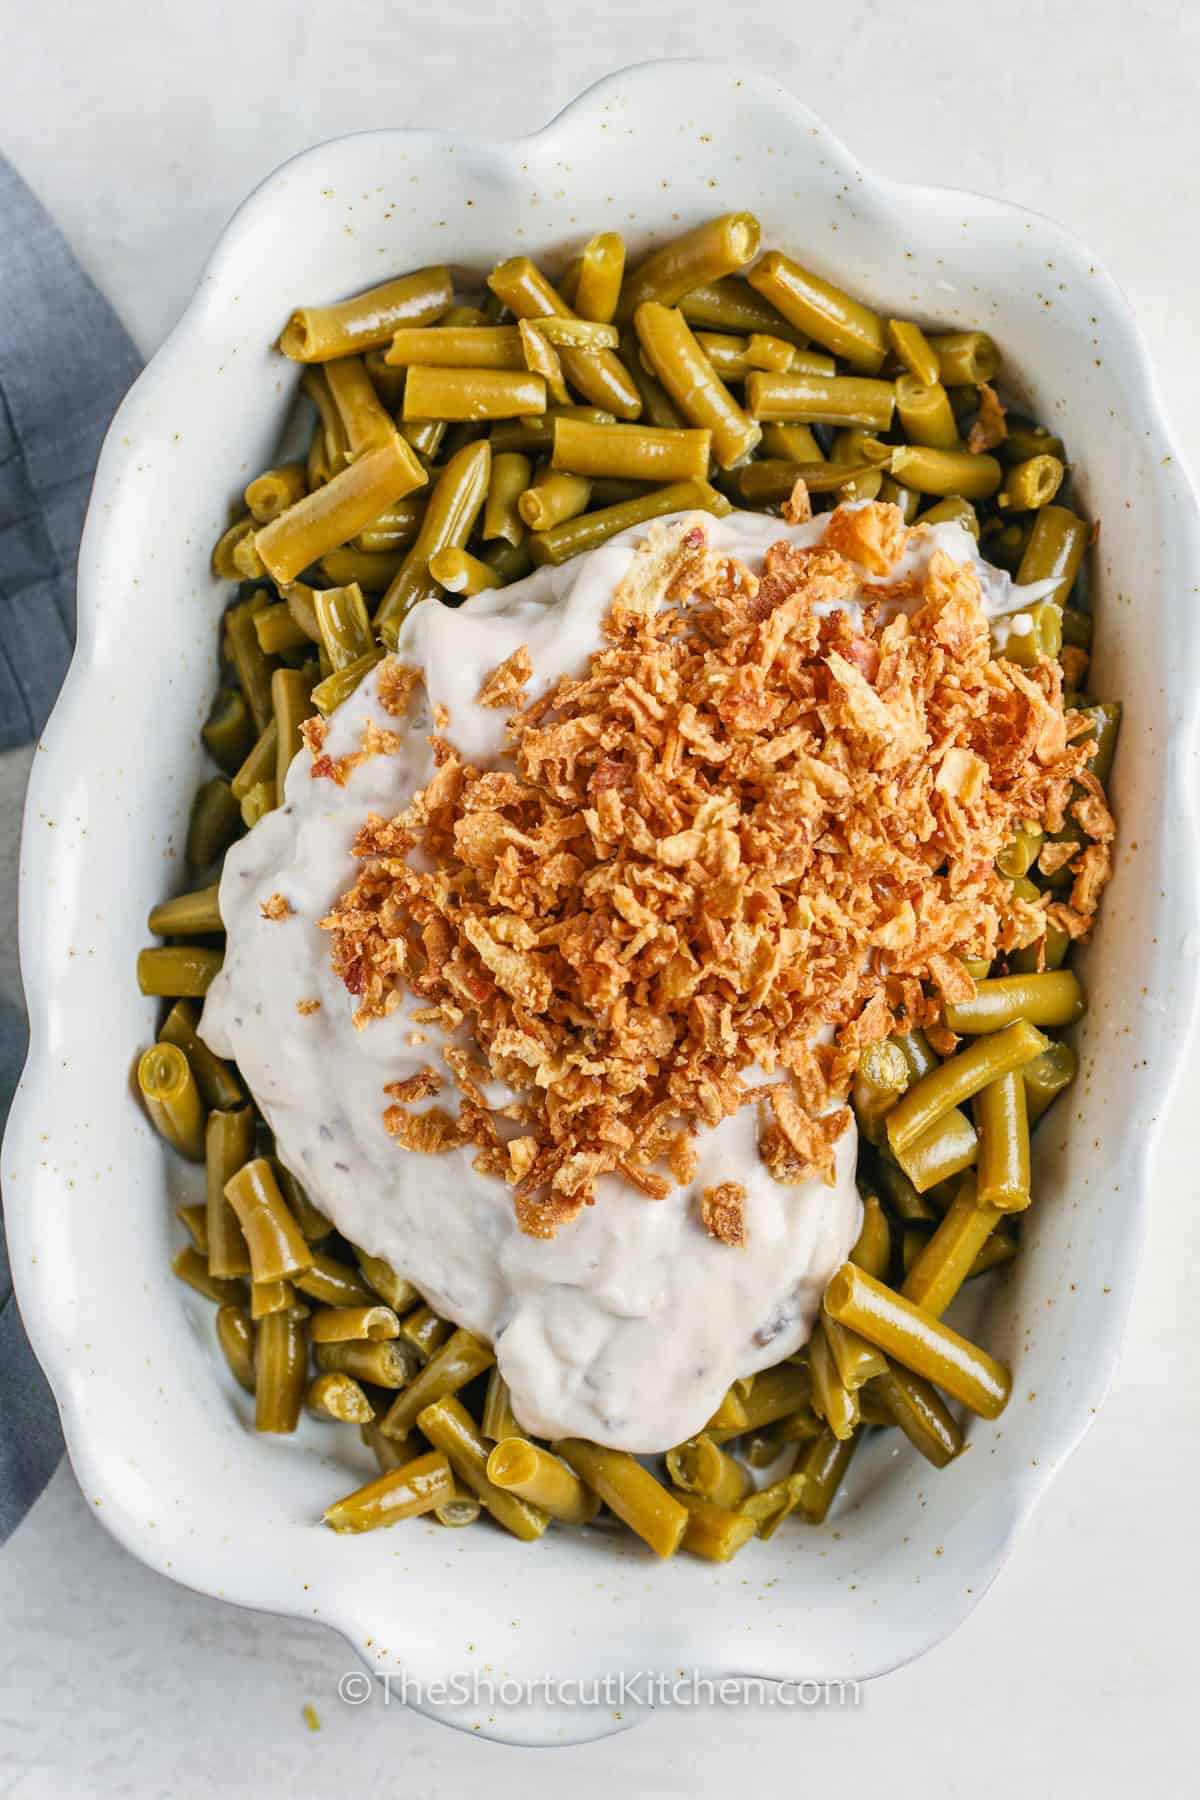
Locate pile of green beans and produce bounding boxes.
[136,212,1117,1554]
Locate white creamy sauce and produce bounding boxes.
[201,507,1047,1452]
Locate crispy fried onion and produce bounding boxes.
[319,504,1111,1238]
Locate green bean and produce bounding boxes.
[361,349,408,410]
[871,1150,939,1221]
[517,469,592,532]
[310,1305,400,1344]
[869,1365,963,1468]
[176,1202,209,1252]
[735,459,875,505]
[381,1327,494,1439]
[1015,504,1089,605]
[435,1483,483,1528]
[893,374,959,449]
[479,539,535,584]
[678,276,805,343]
[928,331,1001,385]
[301,366,349,475]
[974,1072,1032,1212]
[211,516,256,580]
[893,1105,979,1195]
[997,599,1063,667]
[319,549,404,594]
[808,1320,861,1439]
[224,1157,312,1284]
[294,1250,375,1309]
[747,252,887,372]
[664,1433,750,1508]
[618,214,761,325]
[995,822,1045,880]
[916,495,979,538]
[361,1417,410,1474]
[310,649,385,715]
[355,498,428,554]
[903,1220,1018,1284]
[887,1020,1048,1154]
[250,1278,301,1321]
[138,1042,205,1160]
[850,1191,892,1280]
[480,1368,519,1443]
[239,780,276,827]
[280,267,454,361]
[254,1309,308,1432]
[618,327,687,430]
[1009,916,1072,975]
[889,444,1002,499]
[231,722,278,803]
[256,436,428,585]
[737,1361,814,1431]
[745,370,894,431]
[488,404,618,456]
[324,355,396,458]
[148,885,223,938]
[172,1246,243,1306]
[705,1385,749,1434]
[486,1438,601,1524]
[201,689,255,775]
[676,1492,757,1561]
[1003,418,1066,465]
[900,1174,1004,1317]
[401,366,546,422]
[945,971,1084,1034]
[355,1253,419,1315]
[427,546,504,594]
[486,257,642,419]
[224,594,276,733]
[395,1303,452,1363]
[1072,699,1121,785]
[886,319,940,386]
[634,301,760,467]
[420,1396,550,1541]
[878,477,921,522]
[271,1163,332,1244]
[795,1427,859,1524]
[215,1303,256,1392]
[306,1372,376,1423]
[137,946,223,999]
[272,667,314,796]
[824,1263,1011,1418]
[314,1339,417,1388]
[1000,454,1065,512]
[738,1472,804,1536]
[309,584,371,675]
[693,332,809,380]
[204,1105,254,1278]
[554,1438,687,1557]
[823,1310,889,1392]
[852,1040,910,1145]
[573,232,626,324]
[376,439,491,639]
[986,520,1033,573]
[385,326,525,369]
[760,422,824,462]
[529,479,730,566]
[1022,1041,1079,1124]
[483,451,532,545]
[551,416,712,484]
[323,1450,456,1532]
[254,605,310,656]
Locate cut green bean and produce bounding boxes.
[889,444,1002,499]
[310,1305,400,1344]
[929,331,1001,386]
[137,946,223,999]
[294,1250,375,1309]
[428,546,505,594]
[745,370,895,431]
[256,436,428,586]
[554,1437,687,1557]
[894,374,958,449]
[486,1438,601,1524]
[1016,504,1089,607]
[887,1020,1048,1155]
[551,416,711,484]
[618,213,760,323]
[483,451,532,546]
[664,1433,750,1508]
[355,498,427,554]
[736,459,875,505]
[1000,453,1065,511]
[307,1372,376,1423]
[224,594,275,733]
[693,331,808,380]
[677,1492,757,1561]
[215,1304,256,1392]
[760,422,824,462]
[529,478,730,566]
[1022,1041,1079,1124]
[201,689,255,775]
[850,1191,892,1281]
[402,366,546,422]
[138,1042,205,1160]
[323,1450,456,1532]
[974,1071,1032,1211]
[824,1263,1011,1418]
[678,277,804,343]
[795,1427,859,1524]
[310,649,385,715]
[172,1246,243,1306]
[272,666,314,796]
[916,496,979,537]
[869,1364,963,1468]
[852,1039,910,1146]
[224,1157,312,1284]
[1003,418,1065,465]
[381,1327,494,1439]
[572,232,626,324]
[419,1396,549,1541]
[747,252,886,372]
[204,1105,254,1278]
[900,1174,1005,1317]
[395,1303,452,1363]
[239,780,276,827]
[486,256,642,419]
[887,319,940,386]
[809,1320,861,1440]
[254,1310,308,1432]
[280,267,453,361]
[231,720,278,802]
[314,1339,417,1388]
[945,971,1084,1034]
[517,469,592,533]
[634,301,760,467]
[376,439,491,639]
[355,1253,419,1315]
[385,326,525,369]
[893,1106,980,1195]
[148,885,222,937]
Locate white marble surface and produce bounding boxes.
[2,1,1198,1791]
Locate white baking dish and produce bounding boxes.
[5,59,1199,1746]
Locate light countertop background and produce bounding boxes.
[1,1,1196,1792]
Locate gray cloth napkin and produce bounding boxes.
[0,153,141,1539]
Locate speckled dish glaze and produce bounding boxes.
[5,59,1199,1746]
